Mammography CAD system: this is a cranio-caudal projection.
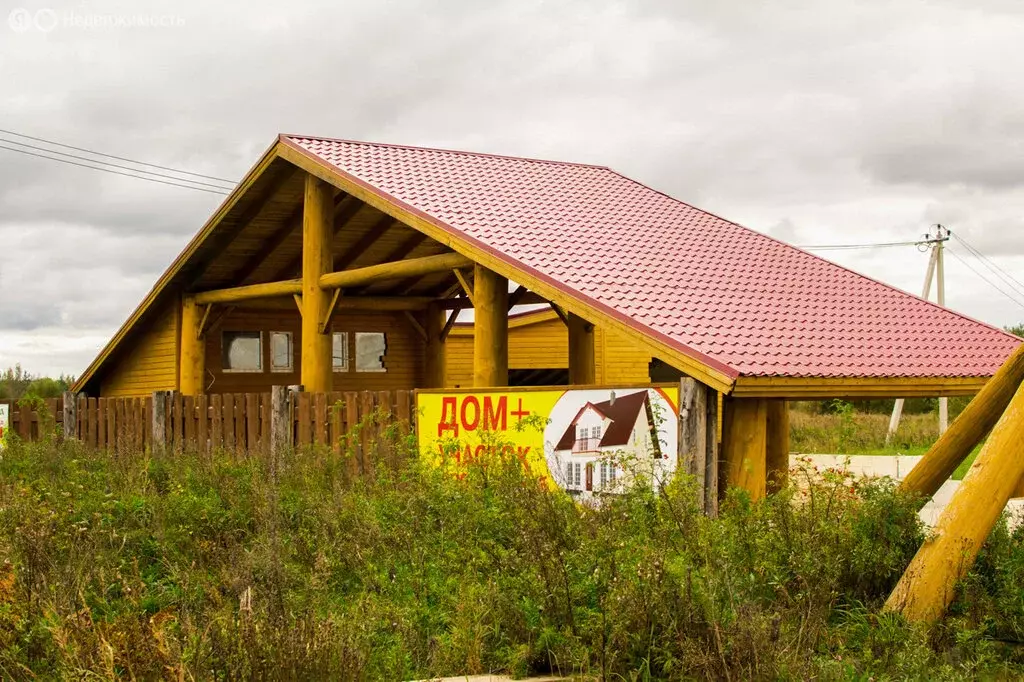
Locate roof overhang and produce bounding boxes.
[731,375,988,399]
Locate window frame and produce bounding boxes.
[221,330,264,373]
[354,332,387,373]
[269,331,294,373]
[332,331,350,373]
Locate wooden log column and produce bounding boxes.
[720,397,768,501]
[885,378,1024,622]
[473,264,508,387]
[900,342,1024,501]
[424,301,446,388]
[765,399,790,494]
[300,174,334,394]
[568,313,596,385]
[179,295,205,396]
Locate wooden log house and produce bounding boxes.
[73,134,1021,499]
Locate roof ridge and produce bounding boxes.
[281,133,611,170]
[600,167,1021,345]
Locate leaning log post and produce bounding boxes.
[900,343,1024,501]
[885,378,1024,622]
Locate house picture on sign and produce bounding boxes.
[544,389,678,499]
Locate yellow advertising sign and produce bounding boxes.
[416,386,679,497]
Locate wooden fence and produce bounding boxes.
[0,389,415,463]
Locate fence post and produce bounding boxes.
[705,389,719,518]
[62,391,77,441]
[678,378,708,511]
[152,391,168,456]
[270,386,292,471]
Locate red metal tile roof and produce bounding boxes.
[285,135,1020,379]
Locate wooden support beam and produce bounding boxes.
[271,194,364,281]
[900,343,1024,501]
[196,304,212,338]
[765,399,789,494]
[179,295,205,396]
[720,397,768,502]
[320,289,342,334]
[332,213,396,272]
[473,264,508,387]
[293,294,303,314]
[193,279,302,305]
[452,268,475,304]
[550,302,569,326]
[885,379,1024,623]
[233,202,303,284]
[229,296,432,311]
[437,291,547,310]
[424,301,446,388]
[679,378,708,509]
[508,284,527,309]
[567,312,596,385]
[300,174,334,394]
[404,311,428,342]
[186,166,299,285]
[440,302,461,342]
[319,252,473,291]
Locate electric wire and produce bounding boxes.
[950,232,1024,299]
[946,245,1024,312]
[0,143,231,195]
[0,136,235,191]
[0,127,236,183]
[798,240,922,251]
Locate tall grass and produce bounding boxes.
[790,408,941,456]
[0,435,1022,679]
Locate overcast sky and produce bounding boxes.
[2,0,1023,378]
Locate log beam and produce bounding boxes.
[300,174,334,394]
[228,296,433,311]
[193,279,302,305]
[319,252,472,291]
[765,399,790,494]
[885,379,1024,622]
[721,397,768,501]
[179,295,205,396]
[473,264,508,387]
[424,301,446,388]
[568,312,596,385]
[899,343,1024,501]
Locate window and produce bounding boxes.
[332,332,349,372]
[566,462,573,489]
[269,332,293,372]
[222,331,262,372]
[590,425,601,440]
[355,332,386,372]
[573,462,582,488]
[577,424,588,439]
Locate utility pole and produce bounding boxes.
[886,225,951,445]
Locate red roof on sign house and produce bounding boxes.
[283,135,1020,380]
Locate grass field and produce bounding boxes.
[1,435,1023,679]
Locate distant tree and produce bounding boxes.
[1007,323,1024,338]
[0,365,73,401]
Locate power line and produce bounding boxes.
[798,240,922,251]
[946,245,1024,311]
[0,136,235,191]
[0,143,230,195]
[0,127,237,184]
[950,232,1024,299]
